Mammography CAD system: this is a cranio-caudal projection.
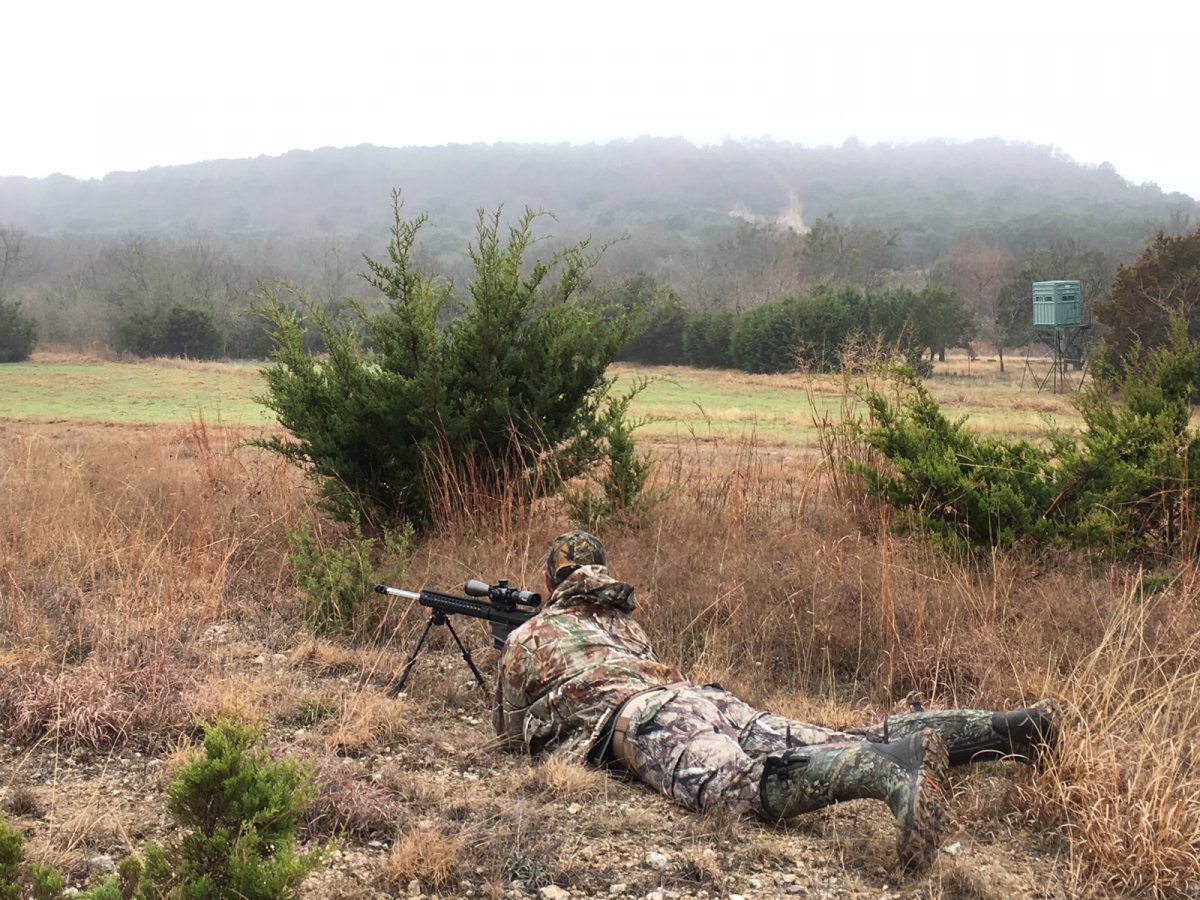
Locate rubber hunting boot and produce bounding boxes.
[760,728,949,871]
[884,698,1061,766]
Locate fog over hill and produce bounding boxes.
[2,137,1196,354]
[3,138,1194,259]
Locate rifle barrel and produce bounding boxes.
[375,585,421,601]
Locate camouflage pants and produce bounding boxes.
[623,684,876,817]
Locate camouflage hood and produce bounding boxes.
[494,561,682,758]
[546,565,637,614]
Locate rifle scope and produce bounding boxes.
[464,578,541,611]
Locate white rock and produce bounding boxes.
[610,884,627,895]
[646,851,668,871]
[88,855,116,874]
[540,887,571,900]
[645,891,665,900]
[942,842,964,856]
[407,878,422,896]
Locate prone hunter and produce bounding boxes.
[493,531,1059,870]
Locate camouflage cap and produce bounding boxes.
[546,530,607,587]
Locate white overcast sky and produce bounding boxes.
[7,0,1199,198]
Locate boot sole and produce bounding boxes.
[895,729,949,872]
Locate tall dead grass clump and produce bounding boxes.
[0,418,303,745]
[302,750,405,837]
[590,429,1110,710]
[1044,570,1200,897]
[0,664,186,749]
[390,433,570,645]
[803,335,895,512]
[422,429,555,547]
[518,755,608,802]
[382,825,464,890]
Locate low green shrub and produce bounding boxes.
[0,811,120,900]
[681,310,734,368]
[286,517,410,634]
[136,719,322,900]
[0,813,22,900]
[118,305,222,360]
[1,726,319,900]
[0,297,38,363]
[26,865,63,900]
[844,316,1200,556]
[855,366,1059,550]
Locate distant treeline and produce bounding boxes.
[616,276,972,376]
[1,137,1196,365]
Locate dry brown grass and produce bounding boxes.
[517,755,609,802]
[302,751,404,838]
[1042,573,1200,898]
[324,691,413,755]
[0,417,300,654]
[28,345,121,364]
[380,825,464,890]
[0,663,186,750]
[2,383,1199,896]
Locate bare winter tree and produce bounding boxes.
[307,238,366,303]
[702,223,801,312]
[940,235,1016,369]
[800,215,898,291]
[0,226,38,290]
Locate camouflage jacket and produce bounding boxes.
[492,565,688,758]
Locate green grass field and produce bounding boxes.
[0,358,273,425]
[614,359,1083,443]
[0,354,1084,443]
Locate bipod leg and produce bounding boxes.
[390,611,443,697]
[442,616,488,690]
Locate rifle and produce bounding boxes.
[376,579,541,695]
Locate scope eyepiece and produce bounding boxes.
[512,588,542,606]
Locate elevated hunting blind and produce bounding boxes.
[1032,280,1084,327]
[1023,279,1092,393]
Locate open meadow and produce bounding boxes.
[1,349,1084,440]
[2,351,1198,899]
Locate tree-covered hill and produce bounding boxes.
[3,138,1196,357]
[2,138,1193,260]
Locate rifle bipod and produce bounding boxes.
[390,607,487,697]
[376,580,540,697]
